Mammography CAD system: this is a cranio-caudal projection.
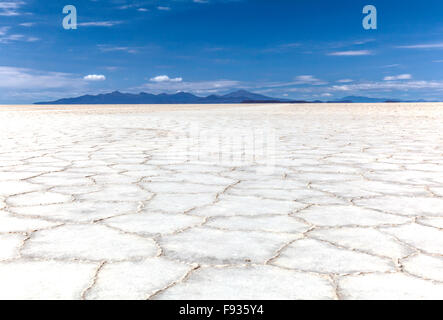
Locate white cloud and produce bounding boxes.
[384,74,412,81]
[98,45,138,54]
[19,22,35,27]
[295,75,319,82]
[353,39,376,45]
[328,50,373,56]
[157,6,171,11]
[332,80,443,92]
[396,43,443,49]
[150,75,183,83]
[0,27,10,36]
[0,66,78,89]
[381,64,400,68]
[0,26,37,44]
[84,74,106,81]
[293,75,327,85]
[337,79,353,83]
[118,4,135,10]
[0,33,23,43]
[0,66,111,103]
[0,1,24,16]
[78,21,122,27]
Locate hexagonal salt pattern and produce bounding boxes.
[0,103,442,299]
[155,265,336,300]
[402,254,443,282]
[298,205,410,227]
[308,227,415,260]
[0,211,59,233]
[160,227,300,265]
[272,239,394,274]
[380,223,443,255]
[22,224,159,262]
[85,258,194,300]
[339,273,443,300]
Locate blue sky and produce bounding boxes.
[1,0,443,103]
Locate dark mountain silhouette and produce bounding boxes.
[330,96,397,103]
[35,91,436,105]
[35,90,285,105]
[327,96,438,103]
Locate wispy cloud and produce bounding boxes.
[252,76,327,90]
[294,75,325,85]
[98,45,138,54]
[337,79,354,83]
[332,80,443,92]
[0,66,109,103]
[396,43,443,49]
[0,1,24,16]
[353,39,376,45]
[157,6,171,11]
[384,74,412,81]
[19,22,35,27]
[381,64,401,68]
[78,21,123,27]
[328,50,373,56]
[0,66,79,89]
[0,27,10,36]
[0,26,39,44]
[262,42,301,53]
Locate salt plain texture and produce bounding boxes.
[0,103,442,300]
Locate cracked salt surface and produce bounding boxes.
[161,227,300,265]
[272,238,394,274]
[339,273,443,300]
[0,211,58,232]
[298,205,410,227]
[85,258,193,300]
[154,265,336,300]
[103,211,205,236]
[0,103,442,299]
[22,224,159,262]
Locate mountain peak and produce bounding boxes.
[221,89,275,100]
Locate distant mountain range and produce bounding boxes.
[35,90,283,105]
[327,96,436,103]
[34,91,437,105]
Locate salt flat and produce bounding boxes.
[0,103,442,300]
